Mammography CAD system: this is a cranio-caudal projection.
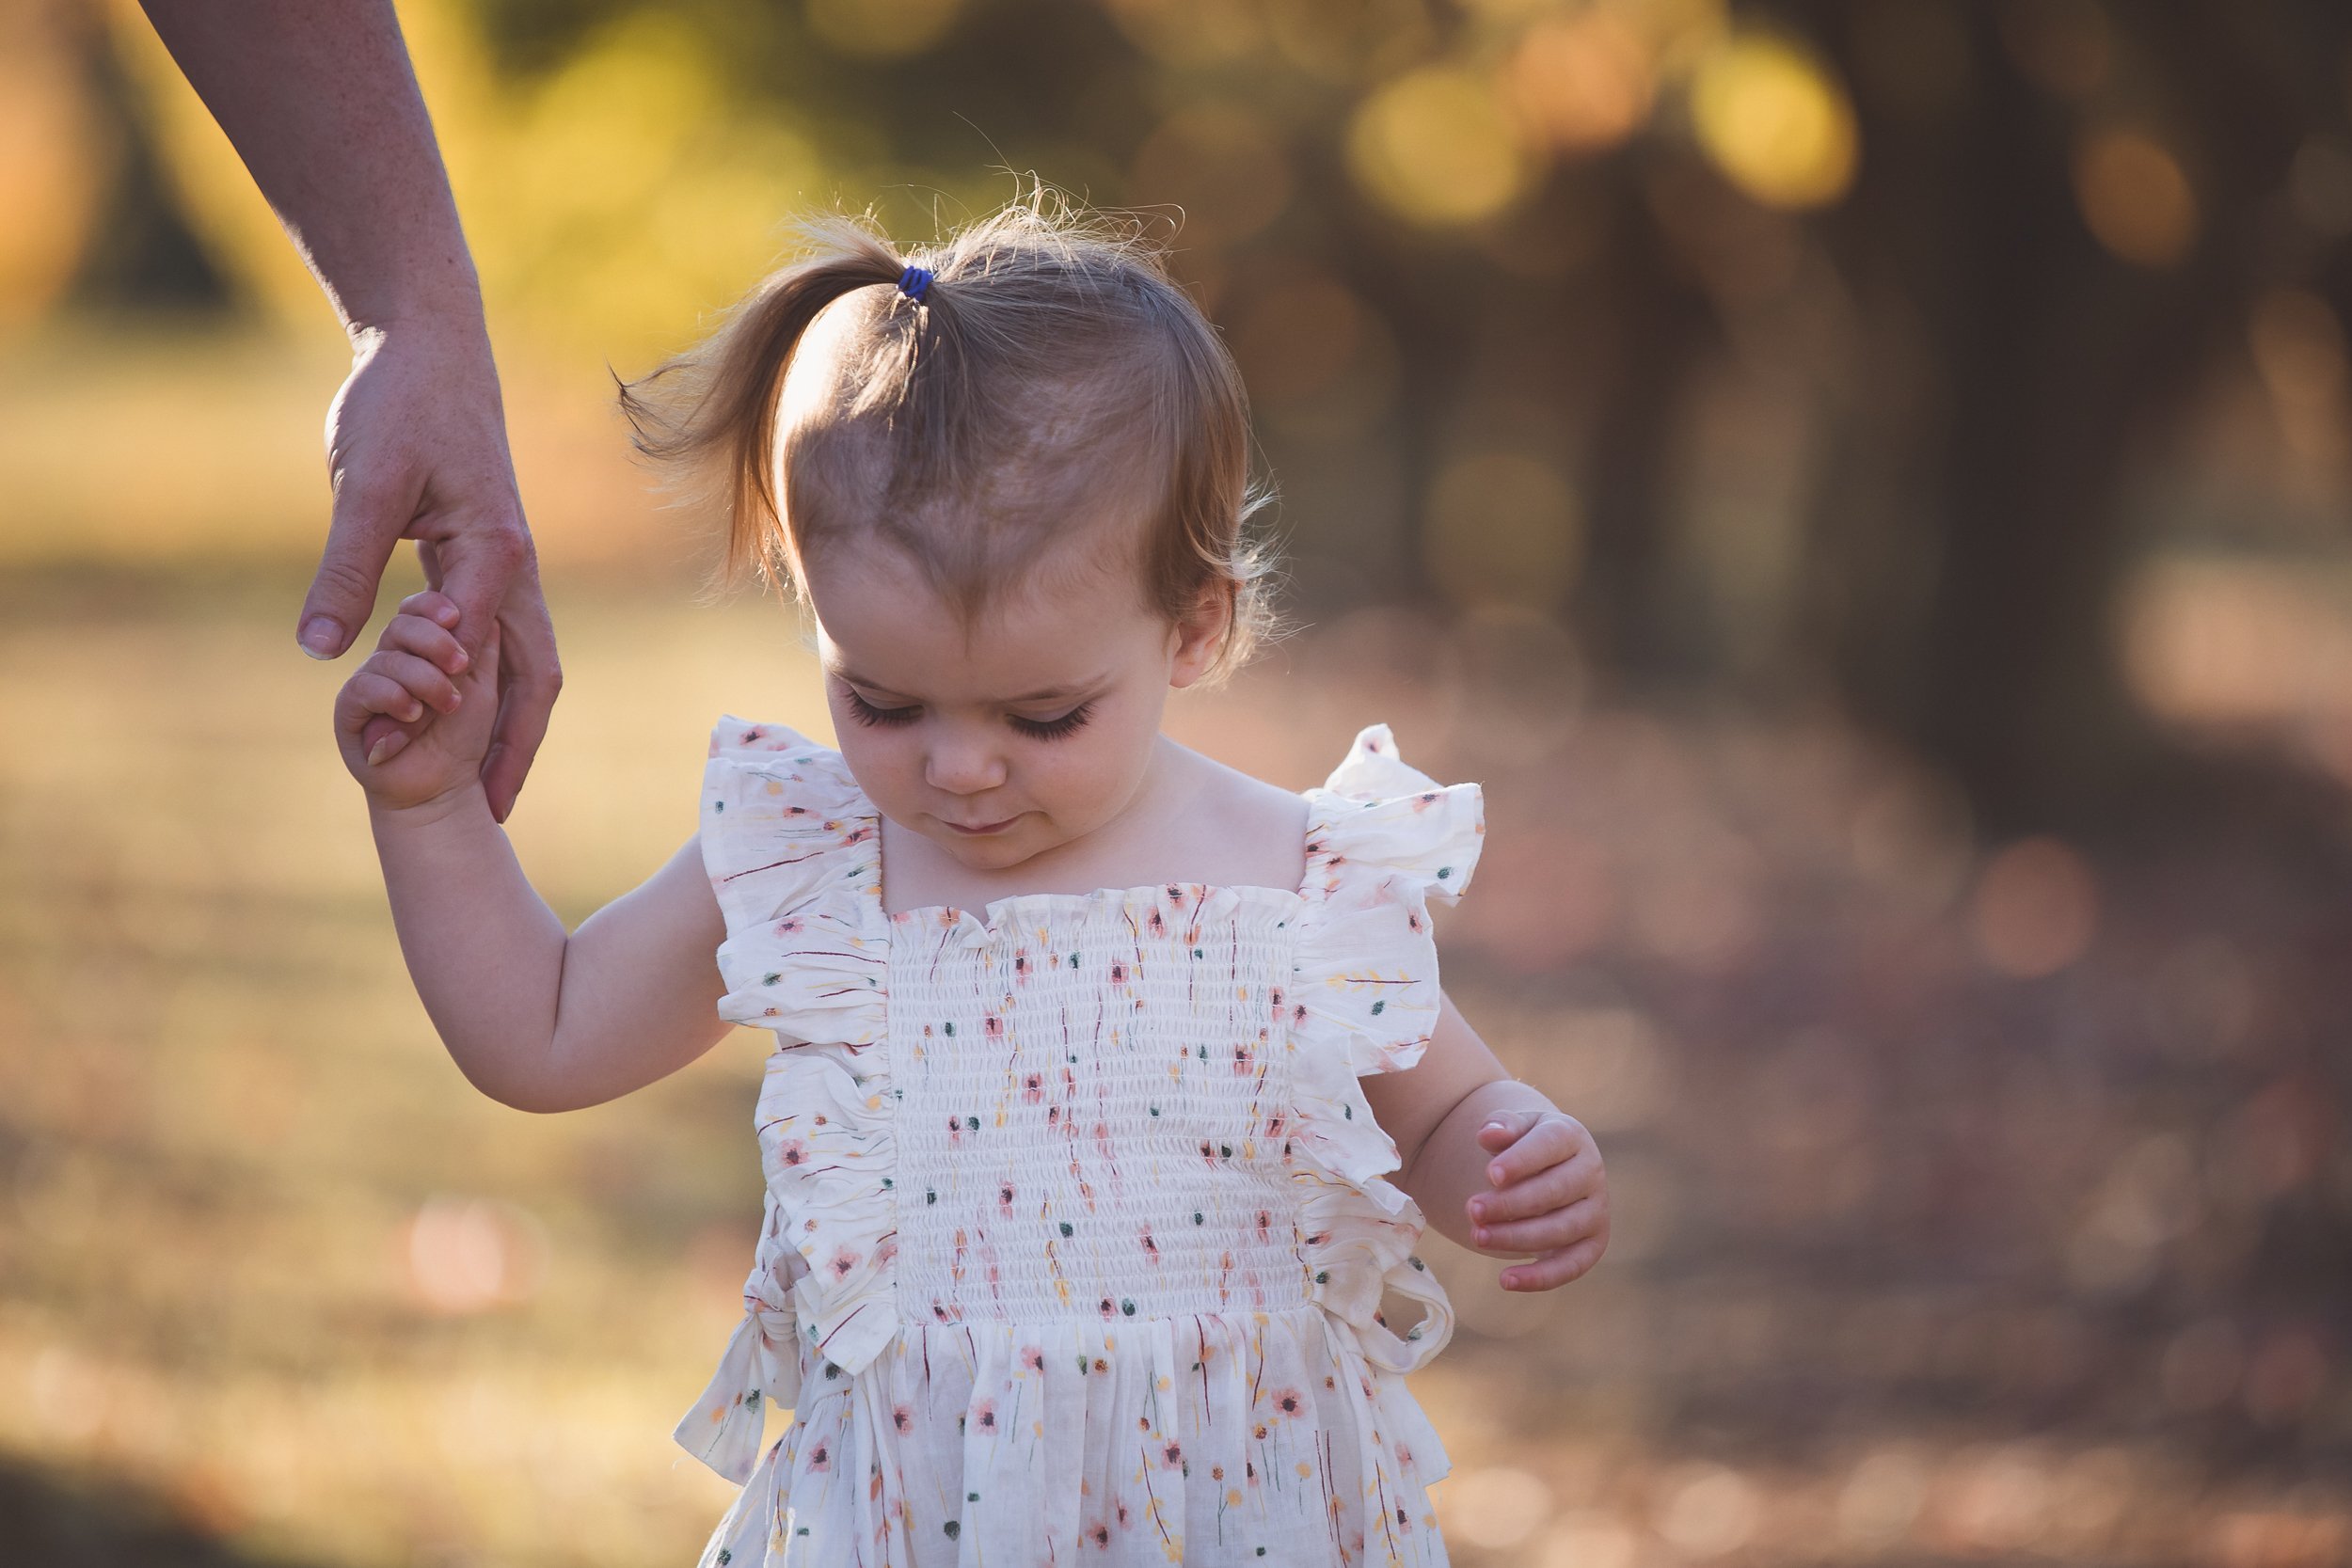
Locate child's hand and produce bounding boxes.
[1468,1109,1610,1291]
[332,589,500,813]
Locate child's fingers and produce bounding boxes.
[339,669,431,731]
[1502,1235,1606,1291]
[358,647,464,716]
[1478,1111,1588,1187]
[377,611,471,676]
[1469,1150,1596,1227]
[396,589,462,630]
[1472,1192,1605,1256]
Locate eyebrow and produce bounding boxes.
[830,667,1105,705]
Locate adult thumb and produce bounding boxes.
[298,465,415,659]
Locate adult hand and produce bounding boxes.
[300,317,561,823]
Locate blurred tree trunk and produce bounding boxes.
[1801,1,2318,832]
[63,3,237,313]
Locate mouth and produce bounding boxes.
[944,815,1022,835]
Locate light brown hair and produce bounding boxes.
[617,182,1286,688]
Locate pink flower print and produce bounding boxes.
[844,821,875,845]
[1088,1522,1112,1548]
[806,1437,832,1471]
[1407,908,1423,934]
[946,1114,963,1147]
[775,1137,809,1168]
[772,915,804,937]
[892,1403,914,1433]
[1012,949,1030,985]
[1138,1224,1159,1263]
[1232,1041,1255,1075]
[1023,1071,1044,1103]
[1108,960,1127,986]
[1020,1344,1046,1375]
[1255,1209,1274,1242]
[983,1013,1005,1042]
[1116,1497,1133,1529]
[1268,1386,1306,1420]
[1147,907,1167,938]
[1263,1111,1288,1140]
[971,1398,998,1434]
[998,1180,1016,1216]
[827,1245,861,1281]
[1160,1439,1184,1468]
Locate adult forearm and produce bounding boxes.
[1401,1077,1564,1252]
[138,0,481,329]
[368,784,569,1110]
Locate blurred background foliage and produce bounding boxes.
[3,0,2350,1563]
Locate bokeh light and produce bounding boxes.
[1505,12,1657,155]
[2073,127,2197,268]
[1129,103,1295,250]
[0,7,111,328]
[804,0,963,60]
[1969,836,2099,977]
[1687,31,1859,211]
[1347,64,1533,228]
[1422,448,1583,613]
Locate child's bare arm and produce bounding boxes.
[1364,990,1612,1291]
[337,590,731,1113]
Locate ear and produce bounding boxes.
[1167,578,1235,690]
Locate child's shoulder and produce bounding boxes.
[1167,740,1317,888]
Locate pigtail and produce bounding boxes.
[617,212,918,602]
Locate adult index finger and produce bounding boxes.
[477,566,561,824]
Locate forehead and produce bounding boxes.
[803,541,1150,700]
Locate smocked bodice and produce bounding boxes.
[674,717,1485,1568]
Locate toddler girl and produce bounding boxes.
[332,188,1609,1567]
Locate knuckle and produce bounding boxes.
[312,558,381,605]
[478,521,533,573]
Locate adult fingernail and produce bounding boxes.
[299,617,345,658]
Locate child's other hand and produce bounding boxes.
[332,590,498,813]
[1468,1109,1610,1291]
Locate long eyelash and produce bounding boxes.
[844,689,1094,741]
[1013,701,1093,740]
[845,691,920,727]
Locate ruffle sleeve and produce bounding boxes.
[1292,722,1486,1075]
[679,717,899,1482]
[1283,723,1484,1378]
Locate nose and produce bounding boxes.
[924,726,1009,798]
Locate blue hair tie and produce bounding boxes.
[896,264,933,303]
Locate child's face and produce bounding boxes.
[801,541,1221,874]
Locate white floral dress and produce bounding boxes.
[675,717,1485,1567]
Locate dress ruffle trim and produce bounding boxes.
[682,718,899,1482]
[1286,723,1485,1377]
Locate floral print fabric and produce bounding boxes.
[675,718,1485,1567]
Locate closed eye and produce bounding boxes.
[844,689,1094,741]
